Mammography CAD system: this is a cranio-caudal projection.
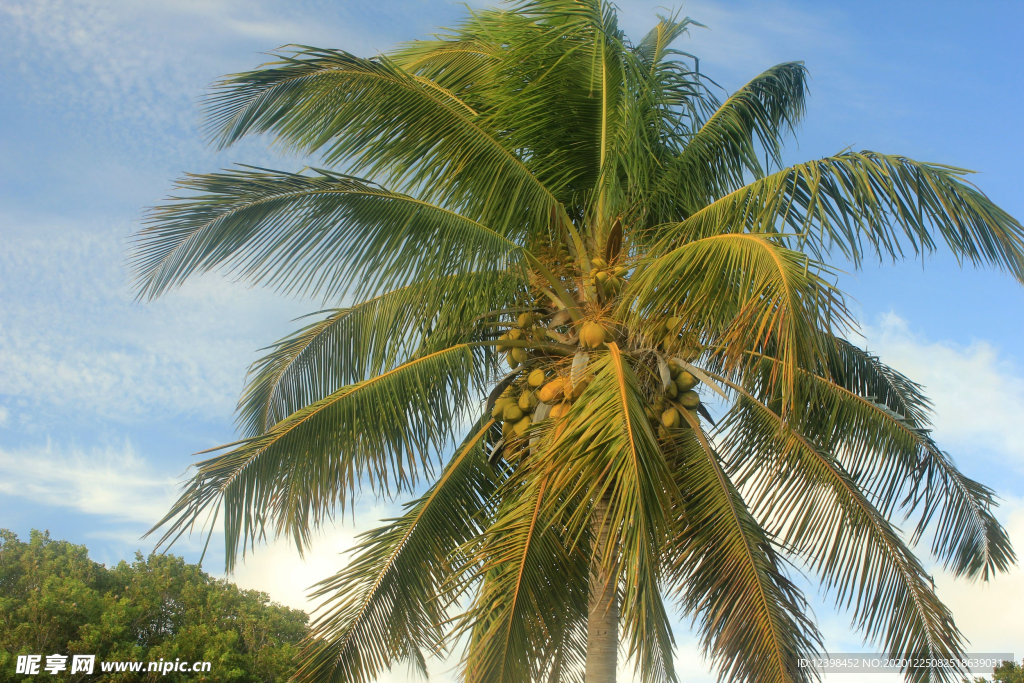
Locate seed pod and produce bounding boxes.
[511,347,530,364]
[518,312,535,328]
[676,371,698,392]
[528,368,546,387]
[665,381,678,399]
[503,404,525,422]
[518,390,538,411]
[580,321,607,348]
[679,390,700,409]
[662,407,681,428]
[538,379,564,403]
[513,415,532,436]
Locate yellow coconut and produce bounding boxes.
[661,407,681,428]
[511,347,530,364]
[666,360,682,378]
[502,420,513,439]
[666,316,681,329]
[518,390,538,411]
[665,381,678,399]
[594,271,609,284]
[496,334,510,352]
[580,321,607,349]
[679,390,700,409]
[591,257,608,269]
[549,402,568,419]
[517,312,535,328]
[507,350,520,369]
[492,397,516,419]
[538,379,564,403]
[508,328,524,340]
[503,404,524,422]
[675,371,698,392]
[513,415,532,436]
[528,368,546,387]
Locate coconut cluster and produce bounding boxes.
[589,257,626,298]
[486,251,707,453]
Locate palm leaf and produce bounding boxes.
[237,273,521,437]
[654,151,1024,282]
[147,344,486,569]
[296,418,503,683]
[131,167,529,301]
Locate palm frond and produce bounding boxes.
[654,151,1024,282]
[237,273,521,437]
[147,344,486,569]
[720,387,969,682]
[665,428,821,683]
[130,167,527,301]
[666,62,808,213]
[202,48,559,236]
[623,234,851,411]
[537,346,678,682]
[296,419,503,683]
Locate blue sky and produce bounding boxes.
[1,0,1023,680]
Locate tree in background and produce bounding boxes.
[0,530,307,682]
[133,1,1021,682]
[967,660,1024,683]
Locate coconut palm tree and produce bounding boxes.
[134,3,1020,683]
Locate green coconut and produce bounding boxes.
[517,312,535,328]
[518,390,538,411]
[679,390,700,409]
[511,347,530,364]
[675,371,698,392]
[665,381,678,399]
[492,397,517,419]
[661,407,681,428]
[513,415,532,436]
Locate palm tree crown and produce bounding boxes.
[134,3,1020,683]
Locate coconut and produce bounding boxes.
[612,265,626,275]
[572,377,590,399]
[666,316,681,329]
[528,368,546,387]
[502,420,512,439]
[667,360,682,378]
[538,379,564,403]
[657,425,670,440]
[661,333,675,349]
[675,371,698,392]
[496,334,510,352]
[508,328,524,340]
[580,321,607,349]
[679,390,700,409]
[507,351,520,369]
[503,404,525,422]
[594,271,609,284]
[549,402,568,418]
[513,415,532,436]
[518,390,538,411]
[661,407,681,428]
[591,257,608,269]
[492,397,516,419]
[511,347,530,364]
[665,381,678,399]
[517,312,535,328]
[644,406,657,421]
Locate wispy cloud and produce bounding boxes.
[0,438,176,523]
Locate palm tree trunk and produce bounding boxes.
[585,495,618,683]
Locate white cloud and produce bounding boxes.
[0,438,176,523]
[863,312,1024,473]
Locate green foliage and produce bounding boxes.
[0,530,307,683]
[132,1,1022,682]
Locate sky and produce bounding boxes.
[1,0,1023,681]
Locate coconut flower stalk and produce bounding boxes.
[134,3,1020,683]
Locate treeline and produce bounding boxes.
[0,530,308,682]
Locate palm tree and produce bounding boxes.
[134,3,1021,683]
